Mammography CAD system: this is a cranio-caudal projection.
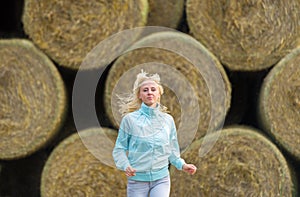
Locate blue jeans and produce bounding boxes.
[127,175,170,197]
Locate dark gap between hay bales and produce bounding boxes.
[176,1,189,34]
[0,0,25,38]
[95,63,115,129]
[237,69,271,128]
[0,150,48,197]
[40,63,77,154]
[223,71,249,126]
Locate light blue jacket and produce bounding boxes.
[112,102,186,181]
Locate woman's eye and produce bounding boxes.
[151,88,156,91]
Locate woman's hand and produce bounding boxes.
[182,164,197,175]
[125,166,136,177]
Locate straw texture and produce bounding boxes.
[186,0,300,71]
[0,39,67,160]
[170,126,297,196]
[22,0,149,70]
[258,47,300,161]
[41,127,127,197]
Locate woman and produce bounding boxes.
[112,70,197,197]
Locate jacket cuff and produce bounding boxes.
[174,158,186,170]
[180,160,186,170]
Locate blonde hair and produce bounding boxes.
[118,70,168,116]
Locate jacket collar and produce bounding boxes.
[140,102,160,117]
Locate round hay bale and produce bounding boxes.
[258,47,300,161]
[22,0,149,70]
[41,127,127,197]
[104,31,231,149]
[170,126,297,197]
[186,0,300,71]
[147,0,185,29]
[0,39,67,160]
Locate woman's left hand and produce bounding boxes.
[182,164,197,175]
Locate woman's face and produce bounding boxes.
[139,80,160,107]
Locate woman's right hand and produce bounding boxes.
[125,166,136,177]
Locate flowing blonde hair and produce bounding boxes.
[118,70,168,116]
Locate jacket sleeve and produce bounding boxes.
[112,117,131,171]
[168,118,186,170]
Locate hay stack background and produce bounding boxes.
[0,39,67,160]
[186,0,300,71]
[170,126,297,197]
[104,31,232,149]
[147,0,184,29]
[22,0,149,70]
[258,47,300,161]
[41,127,127,197]
[1,0,300,196]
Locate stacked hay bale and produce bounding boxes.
[22,0,149,70]
[0,39,67,160]
[104,31,232,149]
[258,47,300,161]
[170,126,298,196]
[41,127,127,197]
[186,0,300,71]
